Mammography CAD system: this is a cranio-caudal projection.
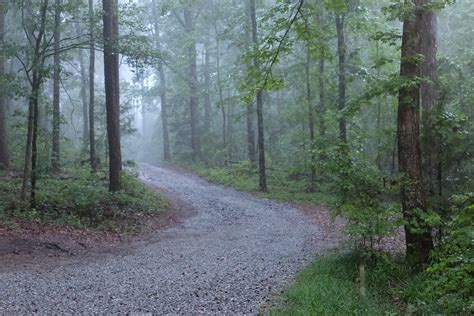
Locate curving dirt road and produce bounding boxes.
[0,163,330,314]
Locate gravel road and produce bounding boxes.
[0,163,329,314]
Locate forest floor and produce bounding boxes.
[0,163,339,314]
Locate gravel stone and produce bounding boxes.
[0,163,329,314]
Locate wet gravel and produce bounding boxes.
[0,163,328,314]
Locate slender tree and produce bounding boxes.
[77,23,89,150]
[89,0,98,172]
[0,2,9,170]
[249,0,267,191]
[51,0,61,174]
[152,0,171,161]
[335,12,347,143]
[102,0,122,191]
[397,0,434,266]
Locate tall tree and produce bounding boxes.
[51,0,61,174]
[305,44,316,189]
[397,0,434,265]
[0,2,9,170]
[335,12,347,143]
[244,0,256,165]
[152,0,171,161]
[203,35,212,134]
[89,0,98,172]
[20,0,49,204]
[77,23,89,150]
[249,0,267,191]
[174,6,201,162]
[420,6,440,196]
[102,0,122,191]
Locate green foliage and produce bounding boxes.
[270,252,398,315]
[0,168,168,232]
[420,193,474,314]
[327,148,401,251]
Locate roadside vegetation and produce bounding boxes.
[0,166,168,233]
[187,162,473,315]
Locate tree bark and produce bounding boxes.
[398,0,433,266]
[152,1,171,161]
[318,56,326,160]
[21,0,48,202]
[77,23,89,151]
[102,0,122,191]
[306,45,316,189]
[420,7,440,196]
[183,8,201,162]
[203,37,212,134]
[249,0,267,192]
[335,13,347,143]
[51,0,61,175]
[0,3,9,170]
[89,0,98,172]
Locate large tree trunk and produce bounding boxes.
[249,0,267,192]
[398,0,433,266]
[306,45,316,189]
[89,0,98,172]
[214,20,226,159]
[184,8,201,162]
[51,0,61,174]
[152,1,171,161]
[420,8,440,196]
[102,0,122,191]
[0,3,9,170]
[335,13,347,143]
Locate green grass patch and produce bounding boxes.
[0,167,169,232]
[181,161,335,206]
[270,252,399,315]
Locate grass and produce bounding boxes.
[269,250,453,315]
[183,161,336,206]
[0,167,169,233]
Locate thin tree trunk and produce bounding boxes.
[244,0,256,165]
[318,56,326,160]
[214,23,226,156]
[184,8,201,162]
[152,0,171,161]
[398,0,433,266]
[89,0,98,172]
[21,1,48,201]
[306,45,316,189]
[203,37,212,133]
[77,24,89,150]
[0,3,8,170]
[249,0,267,192]
[335,13,347,143]
[102,0,122,191]
[51,0,61,174]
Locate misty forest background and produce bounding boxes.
[0,0,472,314]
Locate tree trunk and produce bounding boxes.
[77,24,89,151]
[214,21,226,157]
[420,7,440,196]
[102,0,122,191]
[249,0,267,192]
[21,0,48,202]
[335,13,347,143]
[0,3,8,170]
[152,1,171,161]
[184,8,201,162]
[398,0,433,266]
[51,0,61,175]
[306,45,316,189]
[203,37,212,134]
[89,0,98,172]
[318,56,326,160]
[244,1,256,165]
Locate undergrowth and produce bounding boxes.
[0,167,168,232]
